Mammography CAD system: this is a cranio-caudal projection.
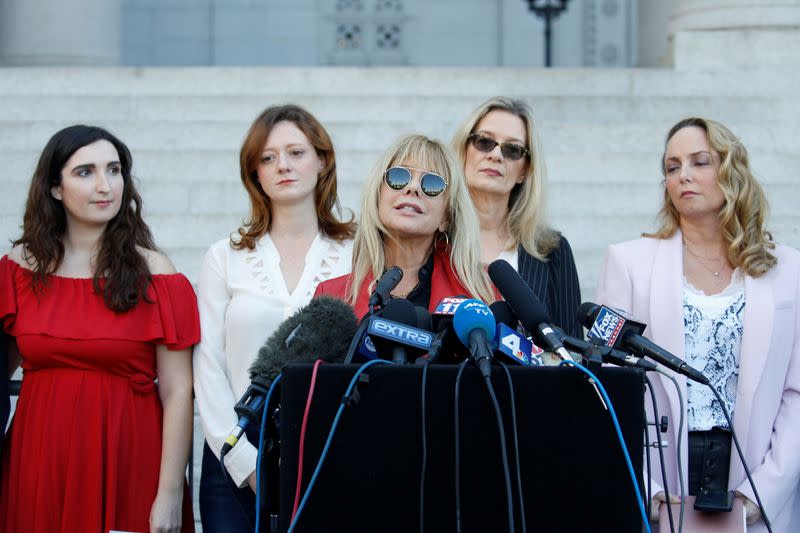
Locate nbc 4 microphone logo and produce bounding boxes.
[587,306,625,347]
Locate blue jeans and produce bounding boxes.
[199,441,256,533]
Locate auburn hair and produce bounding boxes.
[232,104,355,249]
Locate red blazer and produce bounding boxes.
[314,247,476,317]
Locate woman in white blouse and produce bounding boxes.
[193,105,355,532]
[596,117,800,531]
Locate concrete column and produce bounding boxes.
[636,0,676,67]
[669,0,800,69]
[0,0,122,66]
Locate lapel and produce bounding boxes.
[648,232,690,467]
[648,231,686,359]
[351,273,374,319]
[351,248,471,317]
[727,268,774,485]
[517,245,548,304]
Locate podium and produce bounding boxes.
[273,364,645,532]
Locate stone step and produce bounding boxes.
[0,67,796,98]
[1,119,797,154]
[0,93,797,124]
[4,179,798,222]
[3,149,798,187]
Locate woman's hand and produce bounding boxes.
[650,491,681,522]
[247,471,258,493]
[149,487,183,533]
[736,492,762,525]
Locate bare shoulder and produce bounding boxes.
[6,246,35,268]
[140,248,177,275]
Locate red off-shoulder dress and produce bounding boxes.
[0,256,199,533]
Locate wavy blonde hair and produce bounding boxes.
[646,117,776,276]
[348,134,495,304]
[453,96,560,260]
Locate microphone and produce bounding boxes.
[221,296,359,456]
[368,266,403,310]
[555,329,658,371]
[416,296,468,364]
[452,299,496,378]
[487,260,574,362]
[367,298,433,364]
[415,305,432,331]
[417,318,451,365]
[577,302,708,384]
[353,304,432,363]
[489,300,539,366]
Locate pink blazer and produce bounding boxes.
[596,230,800,533]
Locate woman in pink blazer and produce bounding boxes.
[596,117,800,532]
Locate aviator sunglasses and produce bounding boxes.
[468,133,529,161]
[383,166,448,198]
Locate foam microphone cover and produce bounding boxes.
[249,295,358,380]
[487,259,551,329]
[452,299,496,347]
[576,302,600,327]
[414,306,432,331]
[489,300,518,329]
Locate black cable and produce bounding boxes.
[658,370,686,533]
[708,386,773,532]
[419,362,430,533]
[644,375,675,533]
[482,375,515,533]
[453,358,469,533]
[644,402,652,521]
[499,362,526,533]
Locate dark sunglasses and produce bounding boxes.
[468,133,529,161]
[383,166,448,198]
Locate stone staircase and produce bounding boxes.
[1,66,798,529]
[1,67,798,298]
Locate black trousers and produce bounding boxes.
[688,427,733,496]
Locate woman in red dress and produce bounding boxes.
[0,125,198,533]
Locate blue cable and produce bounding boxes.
[254,373,283,533]
[559,360,652,533]
[288,359,393,532]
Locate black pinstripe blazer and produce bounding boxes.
[517,235,583,338]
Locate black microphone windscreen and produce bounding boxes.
[369,266,404,307]
[488,259,550,328]
[489,300,517,328]
[381,298,417,326]
[249,295,358,380]
[414,306,432,330]
[576,302,600,328]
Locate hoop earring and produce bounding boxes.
[435,230,450,249]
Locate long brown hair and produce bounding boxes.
[13,125,156,312]
[646,117,776,276]
[233,104,355,249]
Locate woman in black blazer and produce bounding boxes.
[453,97,582,338]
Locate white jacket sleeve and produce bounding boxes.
[193,244,257,488]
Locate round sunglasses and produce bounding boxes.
[468,133,529,161]
[383,166,448,198]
